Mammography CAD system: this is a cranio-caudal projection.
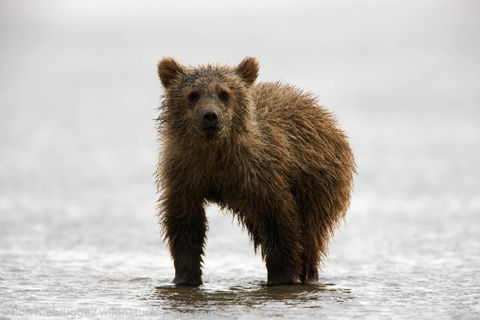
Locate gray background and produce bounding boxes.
[1,0,479,319]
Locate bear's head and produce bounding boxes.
[157,57,259,143]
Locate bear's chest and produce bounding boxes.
[203,172,246,209]
[205,178,222,202]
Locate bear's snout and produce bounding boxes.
[201,110,219,129]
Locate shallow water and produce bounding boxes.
[1,0,480,319]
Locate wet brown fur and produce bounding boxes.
[155,57,355,286]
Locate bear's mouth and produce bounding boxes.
[201,127,220,139]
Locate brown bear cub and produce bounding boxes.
[156,57,355,286]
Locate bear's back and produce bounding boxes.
[251,82,334,134]
[251,82,351,171]
[253,82,339,143]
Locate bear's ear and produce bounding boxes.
[157,57,184,88]
[235,57,259,86]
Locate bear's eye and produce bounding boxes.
[219,91,229,102]
[188,92,200,102]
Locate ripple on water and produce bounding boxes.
[145,282,353,314]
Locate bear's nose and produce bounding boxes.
[202,110,218,128]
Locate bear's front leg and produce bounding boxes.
[161,195,207,286]
[244,200,303,286]
[263,216,303,286]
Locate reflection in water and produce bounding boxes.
[146,282,353,313]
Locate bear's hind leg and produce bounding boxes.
[293,180,329,284]
[300,228,323,284]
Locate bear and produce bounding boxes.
[155,57,355,286]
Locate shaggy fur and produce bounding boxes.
[155,57,355,286]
